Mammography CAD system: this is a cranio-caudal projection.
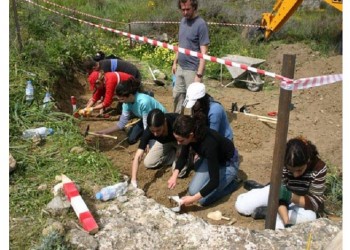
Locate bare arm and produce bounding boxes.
[131,149,145,184]
[194,44,208,82]
[278,205,289,225]
[85,98,95,108]
[172,52,178,74]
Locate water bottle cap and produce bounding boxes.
[48,128,54,135]
[95,192,102,200]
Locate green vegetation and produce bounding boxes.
[324,162,342,216]
[9,0,342,248]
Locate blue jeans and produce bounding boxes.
[127,119,155,147]
[188,149,240,206]
[127,120,144,145]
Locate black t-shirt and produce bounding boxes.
[138,113,179,150]
[99,59,141,81]
[175,128,235,197]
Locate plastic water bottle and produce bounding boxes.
[95,180,128,201]
[25,80,34,103]
[22,127,54,139]
[43,91,52,109]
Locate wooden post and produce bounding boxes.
[265,54,295,229]
[12,0,23,52]
[128,19,132,48]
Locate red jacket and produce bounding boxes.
[92,72,132,108]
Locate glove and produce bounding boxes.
[279,185,292,202]
[78,107,94,117]
[84,107,94,115]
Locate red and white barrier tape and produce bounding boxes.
[130,20,265,29]
[62,175,99,234]
[25,0,342,90]
[281,74,343,91]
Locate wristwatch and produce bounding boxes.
[196,73,203,78]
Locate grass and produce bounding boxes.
[324,162,342,216]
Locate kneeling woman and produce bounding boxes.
[168,115,240,206]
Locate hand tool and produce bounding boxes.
[84,125,118,140]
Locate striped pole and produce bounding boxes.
[62,175,99,234]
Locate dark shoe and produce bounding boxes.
[252,206,267,220]
[243,180,265,191]
[178,165,190,178]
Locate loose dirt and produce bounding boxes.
[61,43,342,230]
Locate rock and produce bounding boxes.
[9,153,16,173]
[42,221,65,237]
[324,230,342,250]
[38,184,48,191]
[70,146,85,154]
[66,229,98,250]
[46,196,71,216]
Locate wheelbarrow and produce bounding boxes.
[221,55,266,92]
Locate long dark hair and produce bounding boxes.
[192,93,211,126]
[115,77,142,96]
[147,109,165,128]
[83,58,97,73]
[173,115,207,141]
[284,136,319,167]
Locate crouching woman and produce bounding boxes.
[235,136,327,229]
[168,115,240,207]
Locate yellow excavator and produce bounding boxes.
[261,0,342,40]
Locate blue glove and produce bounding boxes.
[279,185,292,202]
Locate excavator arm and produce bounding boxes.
[261,0,342,40]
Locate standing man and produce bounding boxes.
[172,0,210,114]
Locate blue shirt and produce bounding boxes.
[208,101,233,141]
[118,93,167,129]
[178,16,210,71]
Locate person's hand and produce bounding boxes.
[167,174,177,189]
[279,185,292,202]
[84,107,94,115]
[193,153,200,163]
[144,144,150,155]
[78,107,94,117]
[180,195,196,206]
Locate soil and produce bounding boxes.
[61,43,342,230]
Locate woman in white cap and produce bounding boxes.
[179,82,235,177]
[183,82,233,141]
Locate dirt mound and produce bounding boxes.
[66,43,342,230]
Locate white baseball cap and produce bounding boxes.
[183,82,206,108]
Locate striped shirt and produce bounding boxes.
[282,156,327,212]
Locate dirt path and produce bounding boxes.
[72,43,342,230]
